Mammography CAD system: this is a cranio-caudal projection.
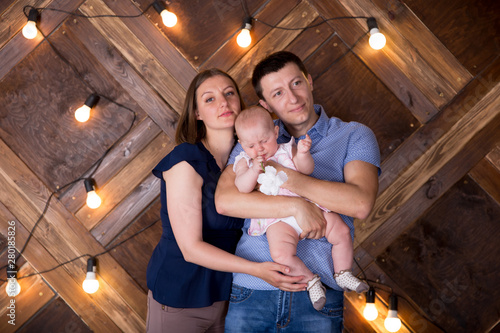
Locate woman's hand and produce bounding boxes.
[255,262,307,292]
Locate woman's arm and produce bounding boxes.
[215,166,327,239]
[165,162,306,291]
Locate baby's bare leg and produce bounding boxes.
[324,212,369,293]
[266,222,313,283]
[324,212,353,273]
[268,221,326,309]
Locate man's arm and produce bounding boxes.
[272,160,379,220]
[215,166,327,239]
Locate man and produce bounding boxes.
[215,51,380,332]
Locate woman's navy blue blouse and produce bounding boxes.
[146,142,243,308]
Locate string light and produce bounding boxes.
[153,1,177,28]
[384,294,402,332]
[82,257,99,294]
[75,94,99,123]
[237,17,252,48]
[367,17,386,50]
[239,15,386,50]
[363,287,378,321]
[22,8,39,39]
[84,178,102,209]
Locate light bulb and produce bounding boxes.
[82,258,99,294]
[22,9,39,40]
[22,21,38,39]
[84,178,102,209]
[86,190,102,209]
[237,26,251,47]
[75,94,99,123]
[75,105,91,122]
[363,302,378,321]
[5,278,21,297]
[366,17,386,50]
[153,1,177,27]
[237,18,252,48]
[363,287,378,321]
[385,310,402,332]
[369,29,386,50]
[384,294,402,332]
[160,9,177,27]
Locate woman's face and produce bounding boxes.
[195,75,241,132]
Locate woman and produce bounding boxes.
[146,69,301,333]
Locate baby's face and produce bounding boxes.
[238,124,279,161]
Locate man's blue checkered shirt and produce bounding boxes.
[227,105,381,290]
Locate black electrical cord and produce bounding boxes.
[23,3,154,20]
[0,94,137,281]
[254,16,369,31]
[353,256,449,332]
[14,216,159,280]
[1,22,137,281]
[313,31,368,79]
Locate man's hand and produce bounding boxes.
[294,200,326,239]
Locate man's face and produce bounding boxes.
[258,63,317,136]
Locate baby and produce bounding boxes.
[233,106,368,310]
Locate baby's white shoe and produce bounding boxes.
[307,274,326,310]
[334,270,369,293]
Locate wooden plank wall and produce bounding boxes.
[0,0,499,332]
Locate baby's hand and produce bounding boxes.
[297,134,312,154]
[251,156,265,173]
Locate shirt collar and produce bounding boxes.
[277,104,329,140]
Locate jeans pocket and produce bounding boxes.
[229,284,253,303]
[319,304,343,317]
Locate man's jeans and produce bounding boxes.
[224,284,344,332]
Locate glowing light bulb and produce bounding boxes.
[75,105,91,122]
[82,258,99,294]
[86,190,102,209]
[366,17,386,50]
[75,94,99,123]
[153,1,177,27]
[385,311,402,332]
[363,302,378,321]
[22,9,39,40]
[5,278,21,297]
[369,29,386,50]
[363,288,378,321]
[384,294,402,332]
[160,9,177,27]
[84,178,102,209]
[237,19,252,48]
[22,21,38,39]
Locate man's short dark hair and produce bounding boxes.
[252,51,309,100]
